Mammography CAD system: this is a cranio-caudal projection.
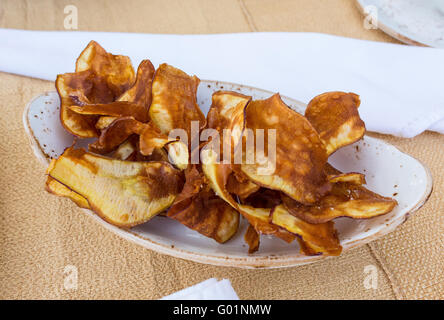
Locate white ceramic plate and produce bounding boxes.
[356,0,444,48]
[23,80,433,268]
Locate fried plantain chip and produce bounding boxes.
[56,71,100,138]
[68,101,149,122]
[89,117,144,154]
[90,116,189,170]
[226,172,260,199]
[325,163,365,185]
[305,92,365,155]
[328,172,366,185]
[281,180,397,224]
[172,165,204,199]
[45,159,90,209]
[89,117,168,155]
[241,188,282,209]
[74,59,155,125]
[244,224,260,254]
[112,139,138,161]
[239,204,296,243]
[280,163,397,224]
[201,149,295,245]
[45,175,90,209]
[204,91,251,183]
[271,204,342,256]
[205,91,259,198]
[57,41,136,138]
[139,122,171,156]
[149,64,206,140]
[47,147,183,227]
[240,94,330,204]
[143,147,170,162]
[167,166,239,243]
[201,153,238,208]
[117,59,155,108]
[202,92,295,247]
[96,116,119,130]
[165,141,189,170]
[207,91,252,157]
[75,41,135,91]
[296,237,321,256]
[168,189,239,243]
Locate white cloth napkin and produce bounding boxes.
[1,28,443,137]
[160,278,239,300]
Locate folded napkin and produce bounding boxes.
[160,278,239,300]
[1,28,443,137]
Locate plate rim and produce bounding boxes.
[23,83,433,269]
[355,0,436,48]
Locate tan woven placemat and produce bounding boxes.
[0,0,442,299]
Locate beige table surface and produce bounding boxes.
[0,0,442,300]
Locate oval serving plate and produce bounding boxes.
[23,80,433,268]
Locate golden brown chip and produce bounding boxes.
[112,139,138,161]
[200,129,293,246]
[328,172,366,185]
[149,64,206,140]
[226,172,260,199]
[139,122,171,156]
[57,41,136,138]
[89,117,144,154]
[296,237,320,256]
[244,224,260,254]
[47,147,183,227]
[165,141,189,170]
[305,92,365,155]
[56,71,100,138]
[75,41,135,93]
[143,148,170,162]
[96,116,118,130]
[271,204,342,256]
[117,59,155,107]
[239,204,296,243]
[281,181,397,224]
[45,175,90,209]
[201,153,238,208]
[203,91,251,171]
[167,166,239,243]
[201,150,295,244]
[205,91,259,198]
[325,163,365,185]
[68,101,149,122]
[241,188,282,209]
[88,59,155,127]
[168,191,240,244]
[90,116,189,170]
[207,91,252,158]
[89,116,172,156]
[240,94,330,204]
[207,91,251,129]
[281,163,397,224]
